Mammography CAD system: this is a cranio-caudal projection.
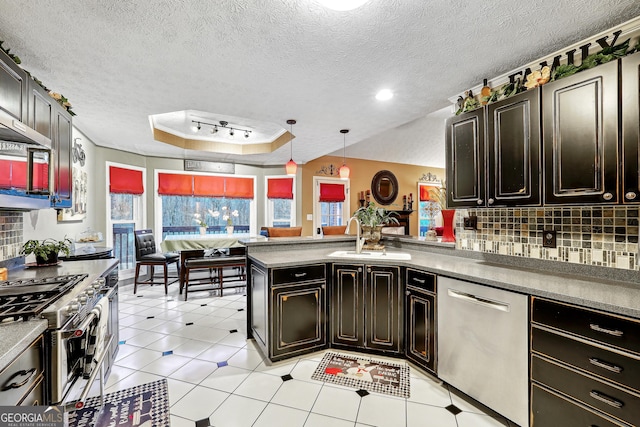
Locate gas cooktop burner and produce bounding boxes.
[0,274,88,323]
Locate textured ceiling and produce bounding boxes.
[1,0,639,169]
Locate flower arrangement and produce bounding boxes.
[222,207,239,226]
[524,66,551,90]
[353,202,399,228]
[48,91,75,116]
[193,213,207,228]
[428,184,447,210]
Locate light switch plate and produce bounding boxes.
[306,214,313,221]
[543,230,557,248]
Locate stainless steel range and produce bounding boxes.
[0,272,115,407]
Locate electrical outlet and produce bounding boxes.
[543,230,557,248]
[463,215,478,230]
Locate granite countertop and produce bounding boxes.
[0,319,48,372]
[0,258,119,372]
[248,245,640,319]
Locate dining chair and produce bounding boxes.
[322,225,347,235]
[266,226,302,237]
[133,229,180,294]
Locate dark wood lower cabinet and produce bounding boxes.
[531,383,629,427]
[249,263,268,349]
[405,287,435,373]
[271,282,326,359]
[331,264,402,355]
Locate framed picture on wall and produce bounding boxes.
[57,165,87,222]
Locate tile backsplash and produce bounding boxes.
[455,206,639,270]
[0,212,23,262]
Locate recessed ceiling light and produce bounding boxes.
[317,0,370,11]
[376,89,393,101]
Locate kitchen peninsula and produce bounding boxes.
[244,235,640,427]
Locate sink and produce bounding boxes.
[328,250,411,260]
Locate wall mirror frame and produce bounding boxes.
[371,170,399,205]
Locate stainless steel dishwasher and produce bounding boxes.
[438,276,529,427]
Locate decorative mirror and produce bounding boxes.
[371,170,399,205]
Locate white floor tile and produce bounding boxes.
[226,347,265,370]
[194,315,228,327]
[234,371,284,401]
[209,394,267,427]
[408,376,452,407]
[216,331,249,347]
[150,320,186,334]
[168,358,218,384]
[200,365,252,393]
[254,358,298,377]
[304,413,354,427]
[166,378,196,405]
[129,317,168,331]
[105,371,164,394]
[170,324,229,343]
[290,359,323,383]
[170,385,229,421]
[114,347,162,370]
[113,344,140,361]
[123,330,165,347]
[139,353,192,376]
[119,314,146,327]
[169,415,194,427]
[104,365,136,388]
[406,402,457,427]
[118,327,145,340]
[171,339,213,358]
[311,385,362,422]
[253,403,309,427]
[144,334,193,352]
[197,343,242,363]
[271,379,322,411]
[450,391,489,415]
[356,393,406,427]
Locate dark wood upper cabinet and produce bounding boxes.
[27,80,54,140]
[0,49,27,123]
[487,88,541,207]
[622,51,640,204]
[445,108,485,208]
[51,108,72,208]
[542,59,619,205]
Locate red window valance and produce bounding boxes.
[267,178,294,199]
[319,183,345,202]
[226,177,254,199]
[110,166,144,194]
[158,173,193,195]
[194,175,225,197]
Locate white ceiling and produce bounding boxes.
[1,0,639,169]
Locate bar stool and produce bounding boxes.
[133,229,180,294]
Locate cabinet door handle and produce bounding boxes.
[412,277,425,284]
[625,191,637,200]
[589,357,623,374]
[602,192,613,201]
[589,323,624,337]
[293,272,307,278]
[1,368,36,391]
[589,390,623,409]
[476,199,484,205]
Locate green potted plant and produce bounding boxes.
[21,237,72,265]
[353,202,399,249]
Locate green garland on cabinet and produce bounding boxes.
[456,38,636,115]
[0,40,75,116]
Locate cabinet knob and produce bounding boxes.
[367,268,371,273]
[357,267,362,273]
[603,192,613,201]
[476,199,484,205]
[405,290,411,296]
[487,198,494,205]
[625,192,637,200]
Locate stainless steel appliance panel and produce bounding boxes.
[437,276,529,427]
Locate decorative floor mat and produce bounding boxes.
[69,379,170,427]
[311,352,410,398]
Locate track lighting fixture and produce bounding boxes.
[339,129,350,179]
[285,119,298,175]
[191,119,251,138]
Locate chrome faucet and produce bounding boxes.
[345,216,365,254]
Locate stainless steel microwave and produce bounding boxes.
[0,140,52,209]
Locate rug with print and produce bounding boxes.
[311,352,410,398]
[68,379,170,427]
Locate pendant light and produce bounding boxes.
[285,119,297,175]
[339,129,350,179]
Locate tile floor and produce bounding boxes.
[97,281,514,427]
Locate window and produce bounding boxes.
[154,171,256,239]
[313,177,350,236]
[417,182,442,236]
[265,176,296,227]
[106,163,145,278]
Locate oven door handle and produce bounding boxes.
[61,307,101,339]
[1,368,36,391]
